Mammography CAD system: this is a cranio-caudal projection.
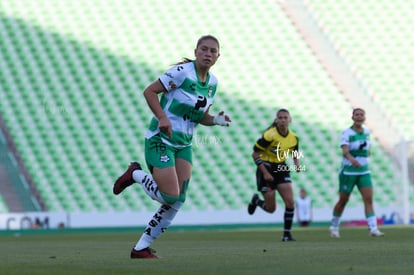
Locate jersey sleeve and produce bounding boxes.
[340,129,350,147]
[293,136,299,151]
[254,128,274,151]
[158,64,188,92]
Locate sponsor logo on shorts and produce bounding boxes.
[160,154,170,163]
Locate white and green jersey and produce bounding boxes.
[145,61,217,148]
[340,127,370,175]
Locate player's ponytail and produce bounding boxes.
[173,58,194,65]
[265,119,278,131]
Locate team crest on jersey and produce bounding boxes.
[208,86,213,97]
[160,153,170,163]
[168,80,177,89]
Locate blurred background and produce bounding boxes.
[1,0,413,229]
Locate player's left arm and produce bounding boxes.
[293,137,301,172]
[293,157,300,172]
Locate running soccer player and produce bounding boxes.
[247,108,301,241]
[113,35,231,258]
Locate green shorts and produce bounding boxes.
[144,134,192,173]
[338,171,372,194]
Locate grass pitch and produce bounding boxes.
[1,225,413,275]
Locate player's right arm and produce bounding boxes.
[341,144,361,167]
[340,130,361,167]
[143,80,171,139]
[252,137,274,182]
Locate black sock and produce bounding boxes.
[284,208,295,234]
[257,199,266,210]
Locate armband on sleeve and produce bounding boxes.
[254,157,263,166]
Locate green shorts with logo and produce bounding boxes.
[145,134,192,173]
[338,171,372,194]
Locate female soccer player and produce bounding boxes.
[113,35,231,258]
[247,108,301,241]
[329,108,384,238]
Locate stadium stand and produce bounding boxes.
[0,0,410,213]
[0,196,8,213]
[306,0,414,140]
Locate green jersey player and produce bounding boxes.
[330,108,384,238]
[113,35,231,258]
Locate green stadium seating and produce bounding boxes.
[307,0,414,139]
[0,0,411,213]
[0,195,8,213]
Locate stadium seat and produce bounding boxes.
[0,0,409,213]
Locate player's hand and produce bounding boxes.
[213,111,231,126]
[351,159,361,167]
[158,116,172,139]
[263,172,274,182]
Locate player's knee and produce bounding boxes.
[160,192,180,205]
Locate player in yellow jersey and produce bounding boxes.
[247,109,301,241]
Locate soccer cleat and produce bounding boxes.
[329,226,340,238]
[369,228,385,237]
[113,162,141,195]
[282,233,296,242]
[130,247,158,259]
[247,194,259,215]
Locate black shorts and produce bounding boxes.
[256,162,292,193]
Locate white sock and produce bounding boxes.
[132,170,166,204]
[331,216,341,228]
[367,215,378,231]
[134,201,182,250]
